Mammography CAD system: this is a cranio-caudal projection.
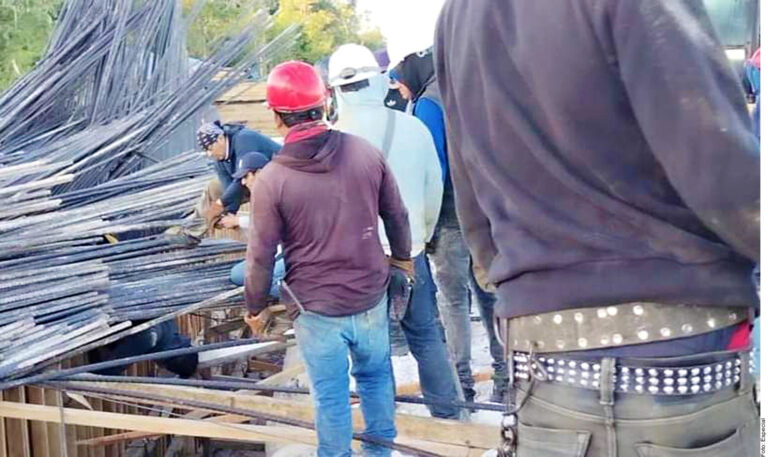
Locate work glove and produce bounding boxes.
[472,262,496,293]
[388,257,415,281]
[244,308,273,338]
[388,260,414,322]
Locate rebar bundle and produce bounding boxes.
[0,0,298,382]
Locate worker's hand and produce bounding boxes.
[388,257,415,281]
[244,308,273,338]
[388,267,413,321]
[472,262,496,293]
[218,214,240,229]
[205,199,226,222]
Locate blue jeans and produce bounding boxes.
[398,253,462,419]
[294,294,396,457]
[229,258,285,297]
[429,223,508,398]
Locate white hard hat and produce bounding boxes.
[328,44,382,87]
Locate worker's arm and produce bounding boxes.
[244,177,282,314]
[378,159,412,261]
[220,178,245,214]
[422,132,443,242]
[607,0,759,260]
[414,99,449,183]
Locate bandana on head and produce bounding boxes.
[196,122,224,150]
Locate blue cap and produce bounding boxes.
[233,152,270,179]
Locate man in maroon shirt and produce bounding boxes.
[243,61,412,457]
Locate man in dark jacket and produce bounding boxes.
[194,121,281,227]
[244,61,411,457]
[435,0,759,455]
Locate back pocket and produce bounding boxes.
[634,420,758,457]
[516,422,591,457]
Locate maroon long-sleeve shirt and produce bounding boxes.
[244,126,411,316]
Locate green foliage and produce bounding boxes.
[0,0,384,92]
[0,0,63,91]
[269,0,384,65]
[184,0,269,59]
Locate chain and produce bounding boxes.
[497,341,543,457]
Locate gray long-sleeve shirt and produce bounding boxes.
[435,0,759,319]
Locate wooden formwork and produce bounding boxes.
[0,313,223,457]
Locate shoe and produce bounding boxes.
[490,382,509,404]
[463,388,478,413]
[163,231,201,247]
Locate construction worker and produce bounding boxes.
[89,320,197,378]
[435,1,759,455]
[244,61,412,457]
[188,121,281,238]
[328,43,463,420]
[222,152,286,293]
[389,44,510,404]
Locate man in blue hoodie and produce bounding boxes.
[390,48,509,405]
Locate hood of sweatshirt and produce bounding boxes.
[273,124,342,174]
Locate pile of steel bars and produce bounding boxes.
[0,0,296,382]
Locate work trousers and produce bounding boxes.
[513,353,759,457]
[429,222,508,399]
[294,295,396,457]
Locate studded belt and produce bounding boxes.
[513,350,756,396]
[504,303,749,353]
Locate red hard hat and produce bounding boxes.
[266,61,327,113]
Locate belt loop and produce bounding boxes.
[738,351,751,395]
[599,357,618,457]
[599,357,616,406]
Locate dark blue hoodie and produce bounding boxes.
[215,124,281,213]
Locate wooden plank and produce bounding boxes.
[247,360,281,374]
[76,414,247,447]
[397,369,493,396]
[249,364,305,388]
[42,389,62,457]
[70,381,497,451]
[4,387,31,457]
[26,388,49,457]
[0,390,7,457]
[89,398,105,457]
[0,402,478,457]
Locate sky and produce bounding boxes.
[356,0,446,51]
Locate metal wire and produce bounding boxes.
[60,374,507,412]
[46,382,447,457]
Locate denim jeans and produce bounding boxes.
[429,223,508,399]
[397,252,463,419]
[513,354,759,457]
[229,257,285,298]
[294,294,396,457]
